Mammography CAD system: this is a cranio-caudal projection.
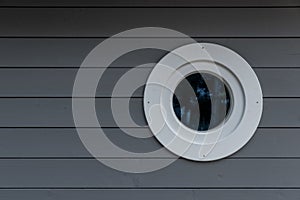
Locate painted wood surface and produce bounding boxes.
[0,1,299,199]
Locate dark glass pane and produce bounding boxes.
[172,73,231,131]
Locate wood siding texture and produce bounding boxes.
[0,1,299,199]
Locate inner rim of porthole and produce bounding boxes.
[171,70,234,133]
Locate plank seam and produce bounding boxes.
[1,6,300,9]
[1,36,300,39]
[0,187,300,189]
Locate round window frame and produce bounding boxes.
[143,43,263,161]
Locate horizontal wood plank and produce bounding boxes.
[0,128,299,158]
[0,38,299,68]
[0,98,298,127]
[1,189,300,199]
[0,159,299,187]
[0,8,300,37]
[1,0,300,7]
[0,68,298,97]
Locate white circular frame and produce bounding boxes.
[143,43,263,161]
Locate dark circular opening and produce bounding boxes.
[172,73,231,131]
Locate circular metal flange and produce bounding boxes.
[143,43,263,161]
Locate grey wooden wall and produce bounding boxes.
[1,0,300,199]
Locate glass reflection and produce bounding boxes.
[172,73,231,131]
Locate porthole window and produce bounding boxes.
[144,43,263,161]
[172,72,232,131]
